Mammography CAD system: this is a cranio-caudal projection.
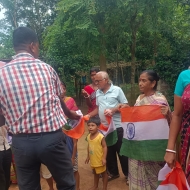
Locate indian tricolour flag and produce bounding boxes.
[99,117,118,147]
[157,162,190,190]
[120,105,169,161]
[62,110,86,139]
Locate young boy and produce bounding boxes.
[85,117,108,190]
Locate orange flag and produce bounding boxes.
[62,115,89,139]
[157,162,190,190]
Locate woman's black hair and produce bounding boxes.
[87,117,101,126]
[141,70,160,90]
[61,81,66,88]
[90,67,100,74]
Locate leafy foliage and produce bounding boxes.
[1,0,190,102]
[43,25,92,96]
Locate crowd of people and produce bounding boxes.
[0,26,190,190]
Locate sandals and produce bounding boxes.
[108,174,120,181]
[107,173,129,185]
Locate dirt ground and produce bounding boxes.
[9,103,129,190]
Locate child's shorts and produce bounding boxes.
[91,165,106,174]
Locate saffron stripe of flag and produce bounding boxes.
[62,110,86,139]
[120,105,169,161]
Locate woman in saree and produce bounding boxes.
[128,70,171,190]
[62,83,78,111]
[165,69,190,185]
[61,82,80,190]
[82,68,99,115]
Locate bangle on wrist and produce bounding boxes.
[166,149,176,154]
[84,95,90,98]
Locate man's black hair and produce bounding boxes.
[87,117,101,126]
[13,27,38,49]
[90,67,100,74]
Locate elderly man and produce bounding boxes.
[87,71,129,182]
[0,27,79,190]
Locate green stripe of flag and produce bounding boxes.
[120,138,168,161]
[105,130,118,147]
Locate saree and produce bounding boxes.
[181,84,190,184]
[129,92,170,190]
[64,97,78,111]
[64,97,79,162]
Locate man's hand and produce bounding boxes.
[117,103,129,110]
[104,109,114,116]
[68,110,81,120]
[104,104,129,116]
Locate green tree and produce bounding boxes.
[0,0,59,42]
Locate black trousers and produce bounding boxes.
[106,127,128,176]
[0,148,12,190]
[12,129,75,190]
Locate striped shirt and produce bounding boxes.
[0,53,66,134]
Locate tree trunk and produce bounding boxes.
[152,34,158,65]
[115,42,120,86]
[130,29,137,84]
[99,53,107,71]
[130,28,137,105]
[10,0,18,28]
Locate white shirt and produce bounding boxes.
[0,126,10,151]
[96,84,128,128]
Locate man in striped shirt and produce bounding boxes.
[0,27,79,190]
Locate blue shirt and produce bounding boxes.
[96,84,128,128]
[174,70,190,96]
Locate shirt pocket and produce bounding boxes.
[106,96,118,105]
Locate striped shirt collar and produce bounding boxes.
[12,53,34,59]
